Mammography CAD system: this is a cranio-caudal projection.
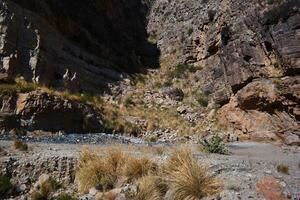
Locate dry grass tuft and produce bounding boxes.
[13,139,28,151]
[76,147,126,194]
[31,177,60,200]
[277,164,289,175]
[161,149,221,200]
[96,190,119,200]
[123,157,158,182]
[134,175,167,200]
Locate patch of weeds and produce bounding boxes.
[132,74,147,86]
[31,177,60,200]
[0,173,12,197]
[123,157,158,182]
[188,27,194,36]
[57,193,76,200]
[161,149,221,199]
[76,148,125,194]
[163,79,173,87]
[196,93,209,107]
[208,10,216,22]
[13,139,28,151]
[277,164,289,175]
[124,96,135,107]
[199,135,228,154]
[134,175,167,200]
[153,147,165,156]
[170,64,198,79]
[145,135,158,143]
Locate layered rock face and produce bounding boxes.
[148,0,300,143]
[0,0,158,92]
[0,91,103,134]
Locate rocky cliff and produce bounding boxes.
[0,0,158,92]
[0,0,299,143]
[147,0,300,144]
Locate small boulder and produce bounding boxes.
[164,88,184,101]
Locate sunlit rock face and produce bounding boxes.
[148,0,300,144]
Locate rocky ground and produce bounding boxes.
[0,137,300,200]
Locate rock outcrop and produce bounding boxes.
[0,0,299,142]
[0,91,103,134]
[148,0,300,144]
[0,0,159,92]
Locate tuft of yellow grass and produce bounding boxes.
[123,157,158,182]
[134,175,167,200]
[161,149,221,200]
[76,147,125,194]
[96,190,119,200]
[13,139,28,151]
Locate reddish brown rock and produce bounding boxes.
[218,79,300,144]
[256,176,288,200]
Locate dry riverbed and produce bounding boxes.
[0,138,300,200]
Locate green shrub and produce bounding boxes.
[196,93,209,107]
[57,193,76,200]
[124,96,135,107]
[170,64,198,79]
[188,28,193,36]
[0,173,12,197]
[200,135,228,154]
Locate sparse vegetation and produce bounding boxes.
[31,177,60,200]
[200,135,228,154]
[135,176,166,200]
[124,157,158,182]
[0,173,12,197]
[161,149,221,199]
[57,193,76,200]
[277,164,289,175]
[76,148,125,194]
[196,92,209,107]
[124,96,135,107]
[188,27,193,36]
[13,139,28,151]
[169,64,198,79]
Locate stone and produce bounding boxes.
[0,91,103,134]
[256,176,288,200]
[164,88,184,101]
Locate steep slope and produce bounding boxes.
[147,0,300,144]
[0,0,159,92]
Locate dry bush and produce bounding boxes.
[123,157,158,182]
[31,177,60,200]
[96,190,119,200]
[76,147,126,194]
[277,164,289,175]
[161,149,221,200]
[13,139,28,151]
[134,175,167,200]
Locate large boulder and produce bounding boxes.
[218,78,300,144]
[0,91,103,134]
